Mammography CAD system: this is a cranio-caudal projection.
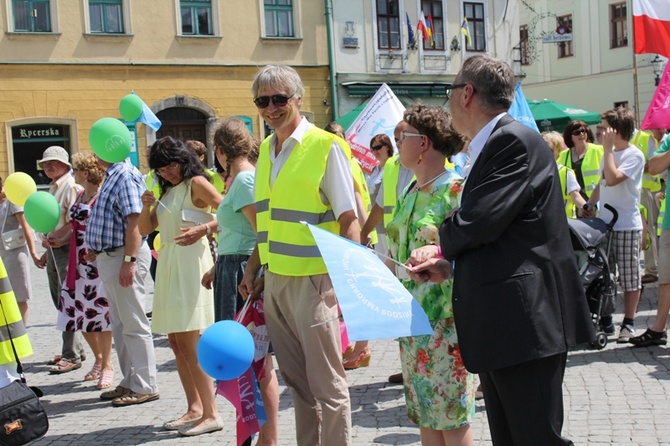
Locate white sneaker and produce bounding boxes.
[617,324,635,344]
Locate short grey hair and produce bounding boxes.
[251,65,305,99]
[458,55,515,112]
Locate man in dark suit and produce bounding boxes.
[410,55,594,445]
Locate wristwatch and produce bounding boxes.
[123,255,137,263]
[204,225,212,235]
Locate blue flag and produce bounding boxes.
[508,81,539,132]
[306,224,433,341]
[139,102,162,132]
[406,13,416,49]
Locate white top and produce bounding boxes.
[598,145,645,231]
[266,117,356,219]
[374,164,414,207]
[566,168,580,194]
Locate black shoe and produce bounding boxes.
[629,328,667,347]
[388,372,403,384]
[599,322,615,336]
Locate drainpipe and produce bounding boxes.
[325,0,339,120]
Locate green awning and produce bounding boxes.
[335,101,368,131]
[527,99,602,132]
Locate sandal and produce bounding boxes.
[46,355,62,365]
[84,364,102,381]
[97,369,114,389]
[49,359,82,374]
[630,328,668,347]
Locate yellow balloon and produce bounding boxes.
[153,233,161,252]
[4,172,37,206]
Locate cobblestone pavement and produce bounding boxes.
[19,259,670,445]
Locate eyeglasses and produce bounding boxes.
[370,144,386,151]
[445,83,468,100]
[399,132,425,142]
[156,163,179,177]
[571,129,587,136]
[253,94,295,109]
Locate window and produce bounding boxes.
[264,0,294,37]
[614,100,628,109]
[181,0,213,35]
[376,0,400,49]
[610,2,627,48]
[421,1,444,50]
[557,14,573,58]
[12,0,51,32]
[463,2,485,52]
[519,24,530,65]
[89,0,123,33]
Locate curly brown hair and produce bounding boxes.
[213,118,259,182]
[72,151,105,185]
[403,104,465,158]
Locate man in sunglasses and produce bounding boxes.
[240,65,358,446]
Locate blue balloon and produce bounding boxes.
[197,320,255,381]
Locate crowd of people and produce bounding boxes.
[2,54,668,445]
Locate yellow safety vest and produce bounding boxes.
[632,131,662,192]
[558,144,603,197]
[255,128,340,276]
[0,259,32,365]
[557,164,575,219]
[350,158,378,245]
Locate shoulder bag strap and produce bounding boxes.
[0,299,25,382]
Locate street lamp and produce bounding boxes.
[651,54,665,86]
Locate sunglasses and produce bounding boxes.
[371,144,386,151]
[399,132,425,142]
[253,94,294,108]
[445,83,468,100]
[571,129,587,136]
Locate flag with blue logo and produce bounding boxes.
[406,12,416,49]
[306,224,433,341]
[508,81,539,132]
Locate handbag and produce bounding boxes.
[179,181,216,227]
[0,206,26,251]
[0,301,48,446]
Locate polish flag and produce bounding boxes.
[633,0,670,59]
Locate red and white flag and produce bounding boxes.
[633,0,670,59]
[641,64,670,130]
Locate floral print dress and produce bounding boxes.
[56,193,110,332]
[386,170,475,431]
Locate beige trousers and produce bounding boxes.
[264,271,351,446]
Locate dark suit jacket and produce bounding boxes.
[440,114,595,373]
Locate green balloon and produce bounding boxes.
[24,191,60,234]
[89,117,132,163]
[119,94,144,122]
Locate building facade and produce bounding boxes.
[518,0,664,127]
[331,0,523,118]
[0,0,331,182]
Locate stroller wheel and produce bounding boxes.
[591,332,608,350]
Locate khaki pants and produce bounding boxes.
[265,271,351,446]
[642,188,659,275]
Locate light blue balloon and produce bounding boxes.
[197,320,254,381]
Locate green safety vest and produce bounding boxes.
[659,198,666,237]
[350,157,378,245]
[0,259,32,365]
[255,128,340,276]
[557,144,603,197]
[632,130,662,192]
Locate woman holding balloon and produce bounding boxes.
[0,176,40,325]
[138,136,223,437]
[56,152,114,389]
[201,117,279,446]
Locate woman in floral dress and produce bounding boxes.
[386,104,475,446]
[56,152,113,389]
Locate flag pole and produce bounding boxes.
[631,13,641,124]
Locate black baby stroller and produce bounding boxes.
[567,204,619,350]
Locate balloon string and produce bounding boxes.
[311,317,339,328]
[48,246,63,291]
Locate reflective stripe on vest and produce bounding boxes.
[632,131,662,192]
[255,128,340,276]
[558,144,603,197]
[0,259,32,365]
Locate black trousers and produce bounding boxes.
[479,352,573,446]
